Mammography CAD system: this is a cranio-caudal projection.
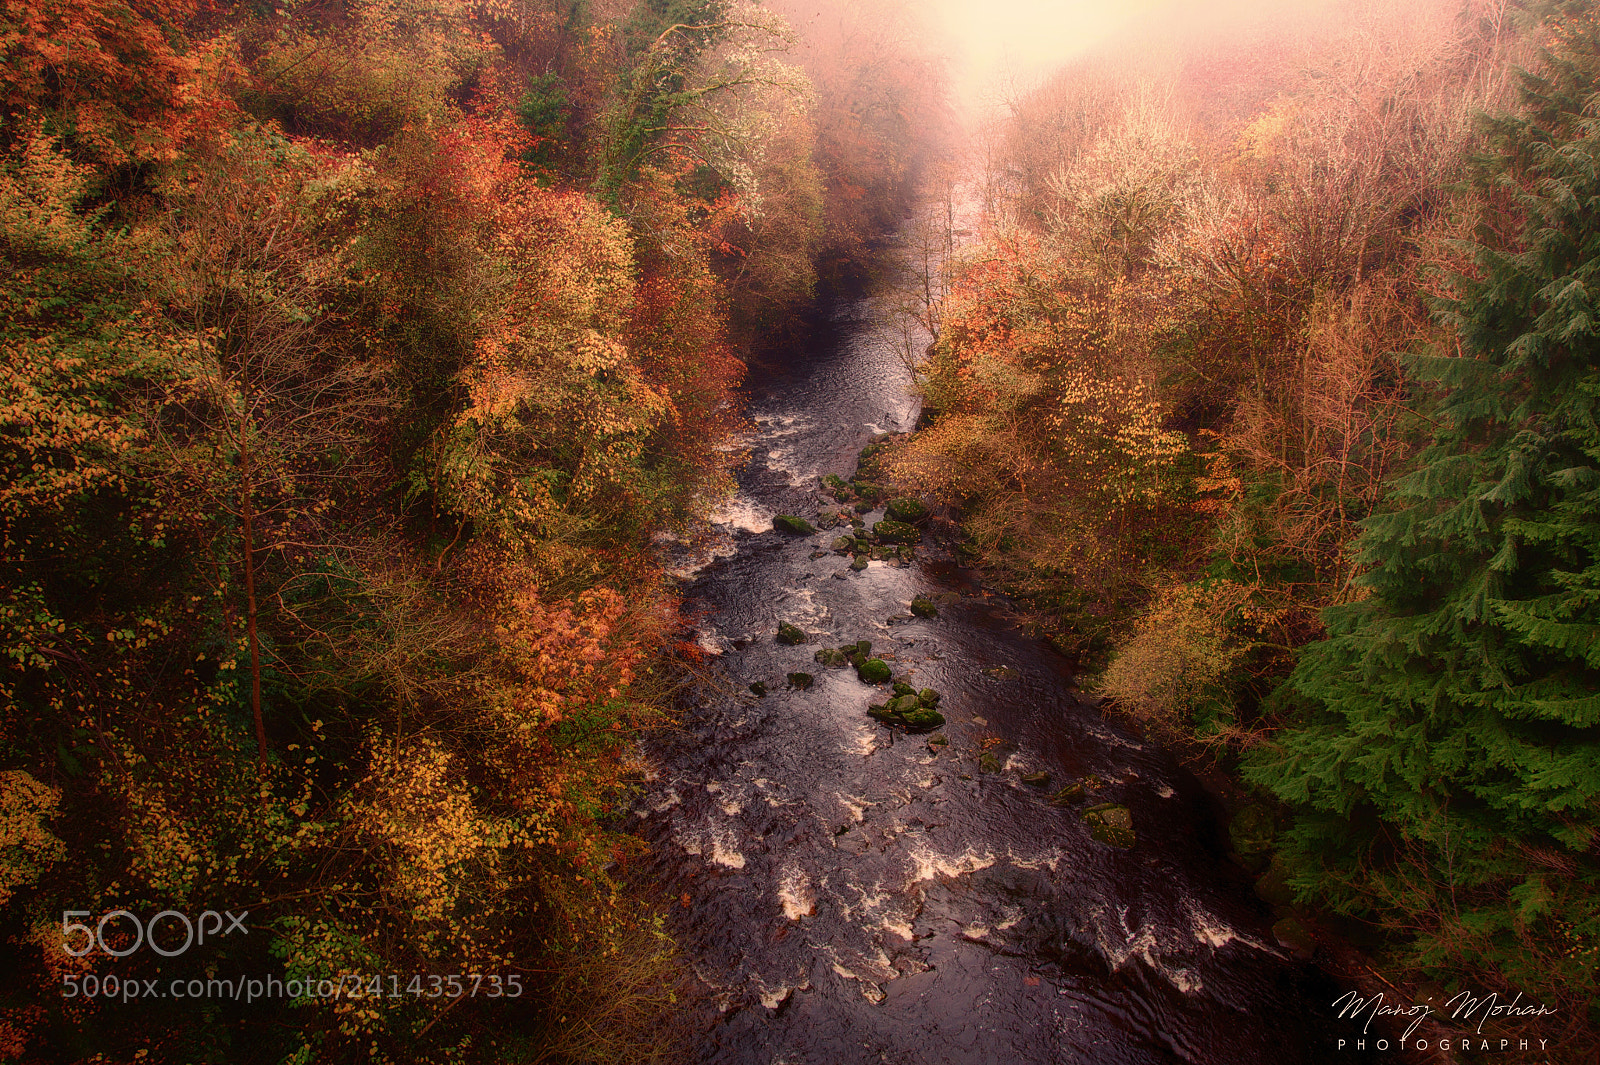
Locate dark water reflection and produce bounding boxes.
[634,294,1350,1064]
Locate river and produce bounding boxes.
[633,259,1354,1064]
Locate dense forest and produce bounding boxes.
[6,0,1600,1060]
[889,0,1600,1054]
[0,0,945,1061]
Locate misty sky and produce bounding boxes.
[928,0,1331,108]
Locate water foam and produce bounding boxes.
[777,866,815,919]
[905,845,996,884]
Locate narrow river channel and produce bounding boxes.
[633,264,1352,1064]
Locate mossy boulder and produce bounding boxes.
[1021,771,1051,787]
[822,474,850,500]
[850,555,869,571]
[852,480,885,505]
[866,690,945,732]
[872,519,920,545]
[1272,916,1316,960]
[978,752,1002,774]
[1229,804,1278,872]
[885,497,930,524]
[892,681,916,697]
[1082,803,1135,848]
[856,658,892,684]
[910,597,939,619]
[1254,858,1296,909]
[776,622,806,645]
[885,694,923,715]
[787,672,814,691]
[1051,774,1104,806]
[814,647,850,668]
[918,688,941,707]
[831,535,855,552]
[1050,783,1084,805]
[774,514,815,536]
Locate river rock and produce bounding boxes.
[857,658,892,684]
[1254,857,1296,909]
[892,681,916,697]
[850,555,869,571]
[918,688,941,707]
[1022,771,1051,787]
[872,519,920,545]
[1050,774,1104,806]
[1051,783,1083,805]
[1229,804,1278,872]
[928,733,948,747]
[885,497,930,524]
[822,474,850,500]
[854,640,872,657]
[910,597,939,618]
[869,696,945,733]
[1082,803,1135,848]
[978,752,1002,774]
[787,672,814,691]
[749,681,768,697]
[1272,916,1316,960]
[886,694,923,715]
[776,622,806,645]
[814,647,849,667]
[774,514,815,535]
[831,535,855,553]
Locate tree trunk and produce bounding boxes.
[239,431,268,771]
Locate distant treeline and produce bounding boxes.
[0,1,945,1061]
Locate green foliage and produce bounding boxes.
[517,71,573,171]
[1246,12,1600,1033]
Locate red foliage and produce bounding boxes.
[0,0,236,164]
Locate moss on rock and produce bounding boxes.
[774,514,815,535]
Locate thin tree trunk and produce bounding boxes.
[239,427,268,771]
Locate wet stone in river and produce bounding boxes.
[856,657,892,684]
[1082,802,1136,848]
[773,514,815,535]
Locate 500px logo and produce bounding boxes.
[61,910,248,958]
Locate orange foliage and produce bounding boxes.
[0,0,235,164]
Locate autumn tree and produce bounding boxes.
[1245,8,1600,1030]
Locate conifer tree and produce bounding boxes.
[1244,5,1600,1016]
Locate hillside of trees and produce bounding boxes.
[889,0,1599,1051]
[0,1,945,1061]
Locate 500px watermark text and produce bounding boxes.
[61,910,248,958]
[62,972,524,1003]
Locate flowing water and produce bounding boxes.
[635,279,1352,1064]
